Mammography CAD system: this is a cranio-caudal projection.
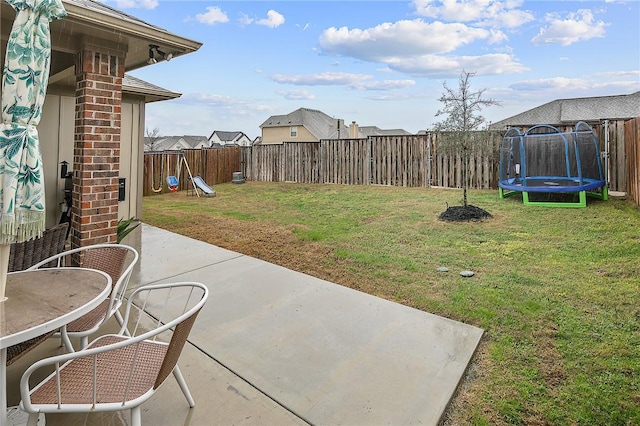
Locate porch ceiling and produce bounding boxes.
[1,0,201,85]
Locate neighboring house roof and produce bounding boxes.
[123,75,181,102]
[490,91,640,129]
[145,135,209,151]
[209,131,250,144]
[260,108,338,140]
[358,126,412,137]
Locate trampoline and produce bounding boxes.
[498,121,608,207]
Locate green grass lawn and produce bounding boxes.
[143,182,640,425]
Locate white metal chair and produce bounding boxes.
[27,243,139,351]
[20,281,209,426]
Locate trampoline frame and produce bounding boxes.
[498,122,608,208]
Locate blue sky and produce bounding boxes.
[115,0,640,140]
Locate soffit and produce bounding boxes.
[1,0,201,86]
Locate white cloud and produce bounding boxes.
[278,89,316,100]
[270,72,416,92]
[185,93,241,106]
[113,0,158,9]
[508,74,640,99]
[318,18,526,78]
[256,10,285,28]
[412,0,534,29]
[413,0,489,21]
[510,77,591,92]
[239,13,254,26]
[591,70,640,81]
[385,53,528,77]
[352,80,416,91]
[487,28,508,44]
[271,72,373,86]
[491,8,535,29]
[195,6,229,25]
[531,9,608,46]
[319,20,495,61]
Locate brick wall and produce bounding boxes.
[71,49,125,248]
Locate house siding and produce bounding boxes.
[262,126,317,144]
[38,93,143,230]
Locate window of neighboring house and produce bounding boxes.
[290,126,298,138]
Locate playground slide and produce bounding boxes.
[193,176,216,196]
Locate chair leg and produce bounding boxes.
[60,326,75,353]
[173,366,195,407]
[79,336,89,350]
[27,413,39,426]
[131,406,142,426]
[115,310,131,336]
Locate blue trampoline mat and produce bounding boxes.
[499,176,605,193]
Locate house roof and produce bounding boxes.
[145,135,209,151]
[209,131,248,142]
[123,75,181,102]
[260,108,338,140]
[358,126,412,137]
[490,91,640,129]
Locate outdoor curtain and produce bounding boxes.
[0,0,66,244]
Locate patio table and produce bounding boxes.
[0,268,112,426]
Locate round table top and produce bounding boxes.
[0,268,111,348]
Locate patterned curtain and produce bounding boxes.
[0,0,66,244]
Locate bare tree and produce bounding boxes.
[145,127,162,151]
[433,70,500,207]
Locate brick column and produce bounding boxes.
[72,48,125,248]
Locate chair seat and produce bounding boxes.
[65,299,113,333]
[6,331,57,366]
[29,335,168,405]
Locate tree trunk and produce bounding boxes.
[463,150,468,207]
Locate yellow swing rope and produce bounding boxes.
[175,154,182,183]
[151,154,164,193]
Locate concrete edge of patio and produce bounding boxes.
[129,223,485,425]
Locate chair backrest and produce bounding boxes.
[20,282,208,411]
[8,222,69,272]
[28,243,139,318]
[121,282,209,389]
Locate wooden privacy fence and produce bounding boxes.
[241,124,631,193]
[143,147,241,195]
[242,133,503,189]
[624,117,640,206]
[142,122,635,196]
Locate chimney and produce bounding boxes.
[349,121,359,138]
[336,119,345,138]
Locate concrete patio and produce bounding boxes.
[7,223,483,425]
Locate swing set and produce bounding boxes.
[149,152,201,197]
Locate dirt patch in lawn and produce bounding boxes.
[155,213,492,422]
[170,215,376,291]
